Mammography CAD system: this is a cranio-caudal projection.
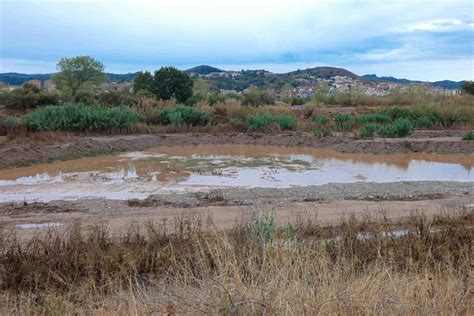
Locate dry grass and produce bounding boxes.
[1,208,472,315]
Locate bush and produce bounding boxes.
[334,113,354,131]
[229,118,242,127]
[242,89,274,106]
[274,115,297,131]
[359,123,377,139]
[462,130,474,140]
[25,104,141,132]
[355,113,391,125]
[98,91,134,107]
[379,118,413,138]
[3,116,20,130]
[247,114,274,131]
[313,115,329,126]
[74,90,97,105]
[155,106,209,126]
[313,127,331,138]
[381,106,412,120]
[247,114,296,131]
[413,117,434,128]
[246,211,277,245]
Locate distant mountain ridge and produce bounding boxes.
[363,74,464,90]
[0,72,139,85]
[0,66,464,90]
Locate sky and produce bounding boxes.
[0,0,473,81]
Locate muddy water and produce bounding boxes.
[0,145,473,202]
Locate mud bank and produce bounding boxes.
[1,132,473,169]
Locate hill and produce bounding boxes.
[0,66,464,91]
[0,73,52,86]
[0,72,139,86]
[363,74,464,90]
[185,65,223,75]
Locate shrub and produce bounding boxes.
[379,118,413,138]
[3,88,39,109]
[313,115,329,126]
[242,89,274,106]
[229,118,242,127]
[37,91,60,106]
[355,113,391,125]
[359,123,377,139]
[3,116,20,130]
[155,106,209,126]
[382,106,412,120]
[169,111,184,126]
[273,115,297,131]
[25,104,141,132]
[246,210,277,245]
[462,130,474,140]
[247,114,274,131]
[313,127,331,138]
[247,114,296,131]
[74,90,97,105]
[98,91,134,107]
[334,113,354,131]
[413,117,434,128]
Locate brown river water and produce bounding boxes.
[0,145,473,202]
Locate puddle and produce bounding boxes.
[16,222,64,229]
[357,229,409,240]
[0,145,472,202]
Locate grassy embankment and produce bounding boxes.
[1,209,472,314]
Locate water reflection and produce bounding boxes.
[0,145,472,202]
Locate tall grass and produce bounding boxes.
[247,113,297,131]
[379,118,414,137]
[25,104,142,132]
[154,106,210,126]
[1,210,471,314]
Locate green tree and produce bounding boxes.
[153,67,193,103]
[133,71,154,94]
[461,81,474,95]
[52,56,106,94]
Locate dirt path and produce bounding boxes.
[1,132,473,169]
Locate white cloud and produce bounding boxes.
[395,18,474,32]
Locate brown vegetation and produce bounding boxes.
[1,209,472,314]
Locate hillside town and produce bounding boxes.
[1,70,462,98]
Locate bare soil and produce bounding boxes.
[1,131,473,169]
[1,195,472,240]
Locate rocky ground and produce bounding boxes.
[1,181,472,239]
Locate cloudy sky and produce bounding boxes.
[1,0,473,81]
